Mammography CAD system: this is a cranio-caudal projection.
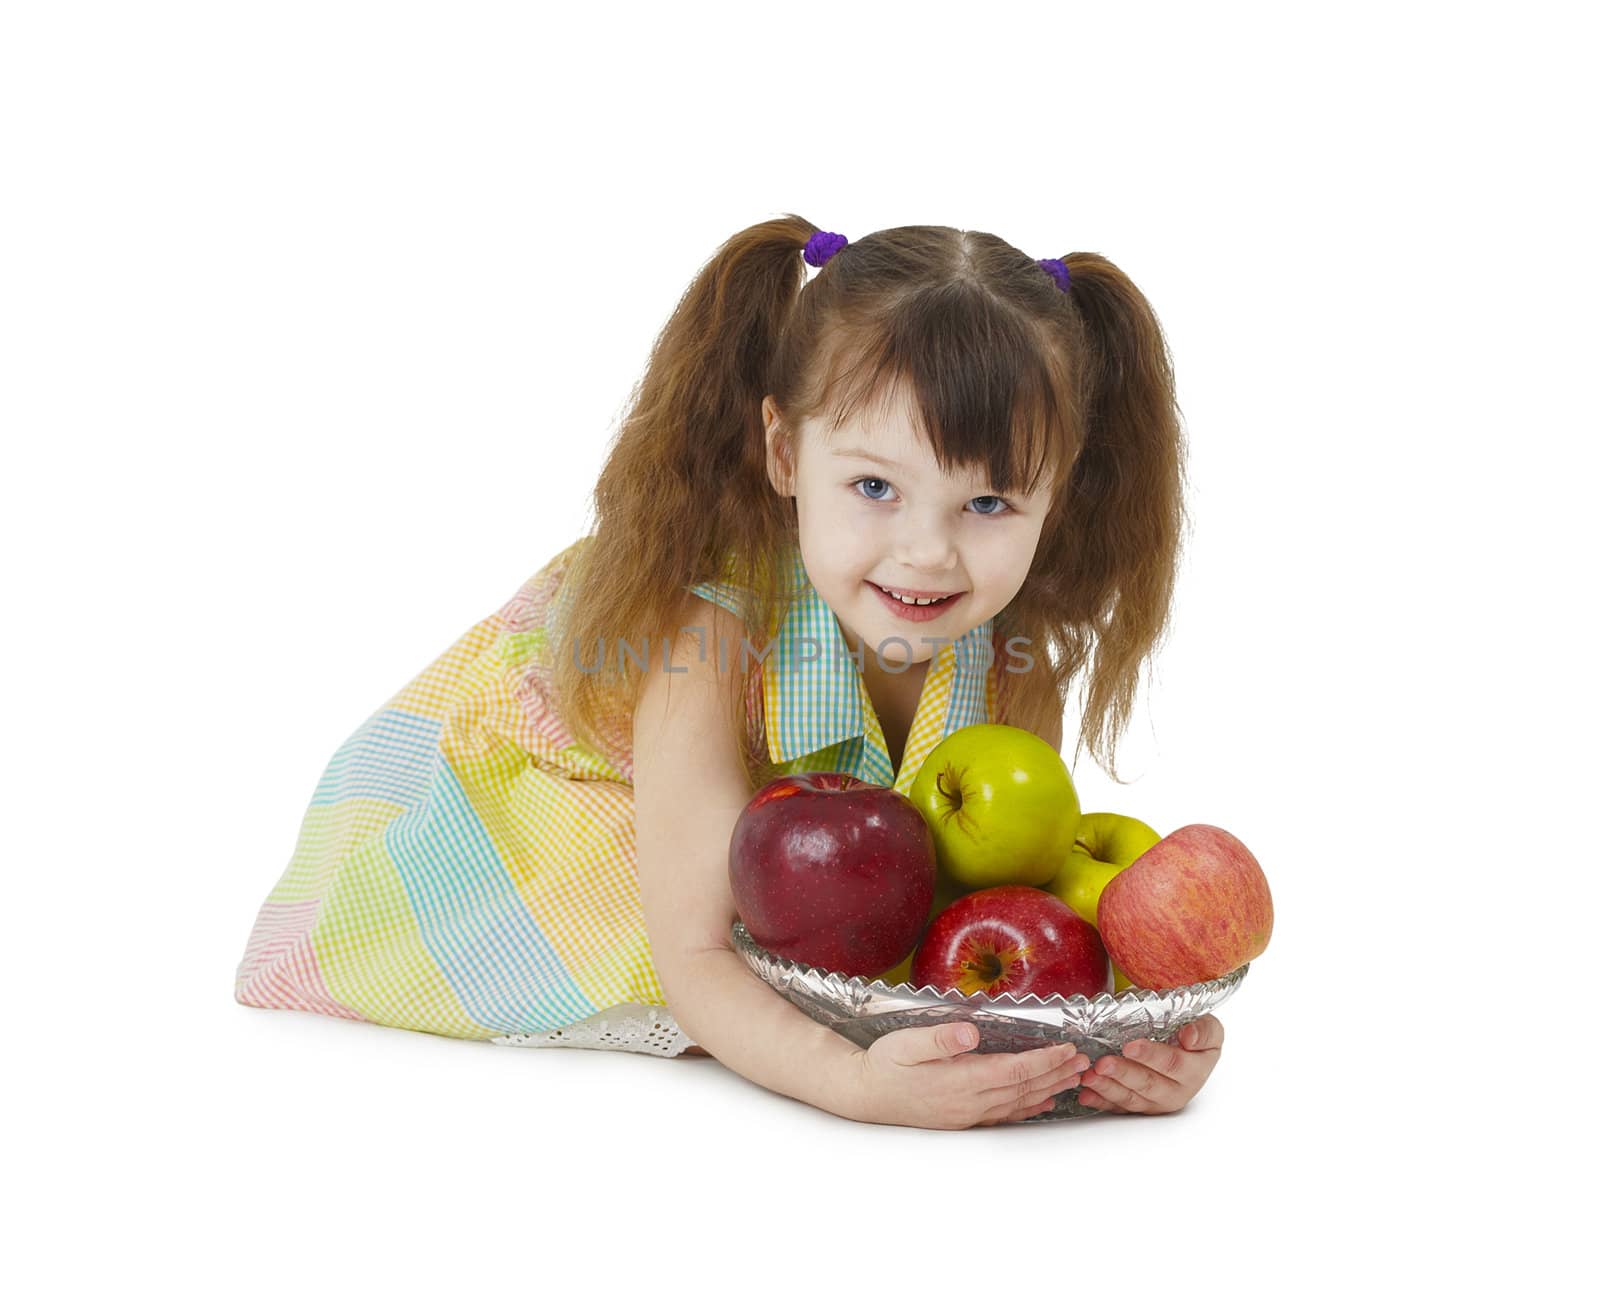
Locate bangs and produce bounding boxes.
[807,285,1078,499]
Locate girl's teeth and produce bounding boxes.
[881,586,947,606]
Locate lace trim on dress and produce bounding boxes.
[490,1003,699,1058]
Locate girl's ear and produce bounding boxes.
[763,396,797,497]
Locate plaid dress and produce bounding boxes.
[233,536,1002,1043]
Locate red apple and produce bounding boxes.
[729,772,936,978]
[1097,823,1273,989]
[910,885,1112,1001]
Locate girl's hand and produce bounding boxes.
[848,1022,1091,1130]
[1076,1014,1224,1114]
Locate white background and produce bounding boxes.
[5,1,1592,1295]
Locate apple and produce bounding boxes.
[907,723,1080,890]
[1097,823,1274,989]
[910,885,1112,1001]
[872,868,970,986]
[1047,811,1163,928]
[729,771,936,978]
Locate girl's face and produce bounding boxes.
[764,391,1057,667]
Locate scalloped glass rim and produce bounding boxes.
[730,920,1249,1009]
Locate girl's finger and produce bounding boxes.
[1131,1033,1222,1096]
[974,1044,1088,1102]
[980,1066,1082,1125]
[983,1060,1087,1114]
[990,1057,1085,1114]
[1180,1014,1225,1052]
[1123,1037,1189,1083]
[1084,1054,1183,1111]
[984,1096,1055,1126]
[1074,1086,1126,1113]
[1011,1092,1066,1123]
[1077,1068,1151,1111]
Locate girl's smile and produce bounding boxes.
[866,579,967,623]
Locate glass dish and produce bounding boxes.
[731,920,1248,1121]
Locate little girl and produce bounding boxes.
[235,215,1224,1129]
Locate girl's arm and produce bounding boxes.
[633,597,865,1120]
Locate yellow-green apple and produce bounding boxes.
[1044,811,1159,993]
[907,723,1079,890]
[729,772,936,978]
[1046,811,1163,928]
[910,885,1112,1000]
[1097,823,1274,988]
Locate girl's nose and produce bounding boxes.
[895,519,958,574]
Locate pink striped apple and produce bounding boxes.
[1097,824,1273,989]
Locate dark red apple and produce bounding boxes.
[909,885,1112,1000]
[1097,823,1273,989]
[729,772,936,978]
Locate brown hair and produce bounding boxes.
[549,214,1187,785]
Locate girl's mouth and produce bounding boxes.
[867,581,966,622]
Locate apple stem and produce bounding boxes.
[935,767,965,812]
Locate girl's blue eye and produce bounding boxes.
[849,477,1013,515]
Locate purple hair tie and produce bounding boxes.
[1037,257,1072,292]
[803,230,849,267]
[803,230,1067,292]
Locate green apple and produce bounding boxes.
[1046,810,1162,929]
[907,723,1079,889]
